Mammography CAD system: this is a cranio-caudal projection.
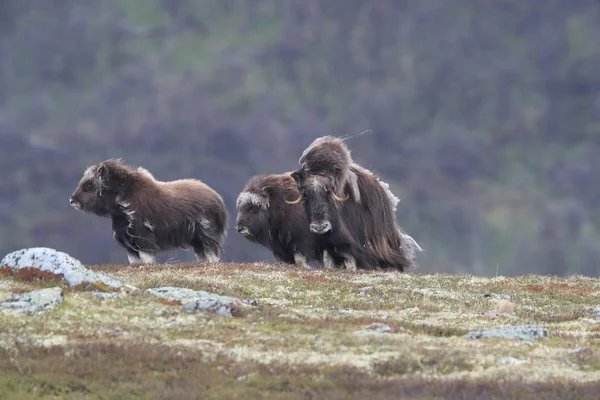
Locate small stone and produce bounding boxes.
[354,323,395,334]
[92,292,122,300]
[147,286,257,317]
[497,356,529,365]
[359,286,374,292]
[182,299,233,317]
[0,287,63,313]
[401,307,420,313]
[327,306,354,313]
[480,312,516,319]
[466,325,549,341]
[493,299,516,314]
[499,294,511,300]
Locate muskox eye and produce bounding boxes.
[83,181,93,192]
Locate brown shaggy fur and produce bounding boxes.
[291,136,418,271]
[70,159,228,264]
[298,136,361,202]
[235,173,324,268]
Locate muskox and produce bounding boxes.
[235,173,324,268]
[287,136,419,271]
[70,159,228,264]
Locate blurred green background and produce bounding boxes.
[1,0,599,276]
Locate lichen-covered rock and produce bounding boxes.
[1,247,125,289]
[147,286,258,317]
[466,325,550,341]
[0,287,63,313]
[354,323,395,334]
[182,299,237,317]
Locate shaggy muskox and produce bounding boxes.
[235,173,324,268]
[70,159,228,264]
[287,136,419,271]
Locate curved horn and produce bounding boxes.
[284,194,303,205]
[332,192,350,202]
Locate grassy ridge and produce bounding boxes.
[1,262,600,399]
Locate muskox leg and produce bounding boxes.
[322,251,336,270]
[191,236,221,263]
[343,255,357,271]
[138,251,157,264]
[127,252,142,264]
[293,253,311,269]
[195,250,220,263]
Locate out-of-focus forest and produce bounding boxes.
[1,0,599,276]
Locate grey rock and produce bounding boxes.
[0,287,63,313]
[92,292,122,300]
[479,312,517,319]
[496,356,529,365]
[466,325,549,341]
[359,286,373,292]
[401,307,420,313]
[1,247,125,289]
[355,323,395,334]
[182,300,234,317]
[147,286,257,317]
[327,306,354,313]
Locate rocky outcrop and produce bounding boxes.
[147,286,258,317]
[0,287,63,313]
[1,247,127,289]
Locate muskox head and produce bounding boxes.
[288,169,350,235]
[70,159,130,217]
[234,189,270,241]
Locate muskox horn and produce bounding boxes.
[284,194,303,205]
[332,192,350,202]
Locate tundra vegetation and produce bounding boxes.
[1,261,600,399]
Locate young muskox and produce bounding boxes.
[235,173,324,268]
[70,159,228,264]
[287,136,418,271]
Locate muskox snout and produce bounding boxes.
[235,225,250,235]
[310,221,331,234]
[69,196,81,209]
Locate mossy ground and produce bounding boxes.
[1,262,600,399]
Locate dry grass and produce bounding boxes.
[1,262,600,398]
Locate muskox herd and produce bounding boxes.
[70,136,422,271]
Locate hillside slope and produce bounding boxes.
[1,262,600,399]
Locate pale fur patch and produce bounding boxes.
[200,218,211,229]
[378,180,400,212]
[400,231,424,261]
[236,191,268,209]
[143,220,154,231]
[139,251,156,264]
[116,196,135,228]
[135,167,156,181]
[83,166,95,180]
[308,176,321,189]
